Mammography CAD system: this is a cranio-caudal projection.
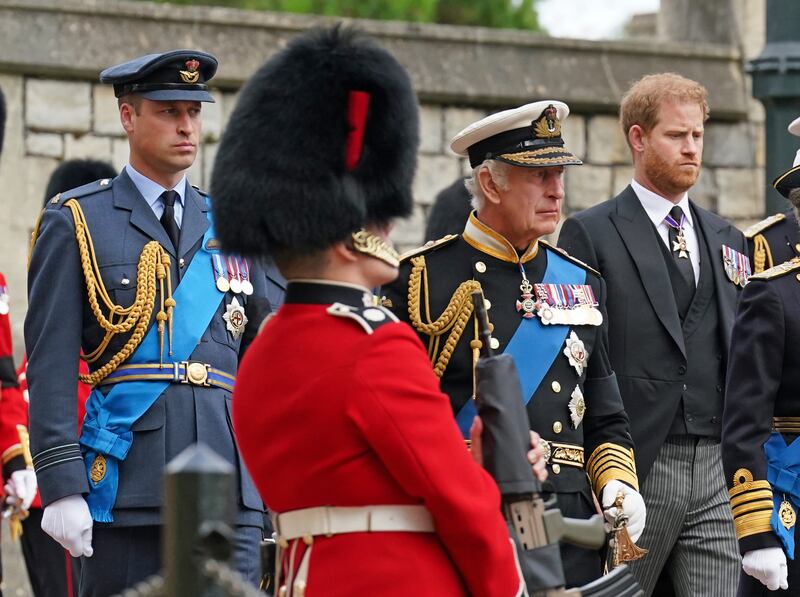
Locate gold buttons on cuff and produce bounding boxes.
[490,338,500,350]
[553,421,562,434]
[475,261,487,273]
[551,381,561,393]
[552,464,561,474]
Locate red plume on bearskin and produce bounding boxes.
[210,25,419,256]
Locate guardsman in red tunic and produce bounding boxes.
[210,26,525,597]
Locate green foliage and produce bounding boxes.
[139,0,542,31]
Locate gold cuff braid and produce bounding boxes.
[586,443,639,496]
[728,468,774,540]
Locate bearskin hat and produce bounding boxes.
[43,159,118,207]
[424,177,472,242]
[210,25,419,257]
[0,86,6,158]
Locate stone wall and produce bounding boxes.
[0,0,764,358]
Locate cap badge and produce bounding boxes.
[180,58,201,84]
[532,104,561,139]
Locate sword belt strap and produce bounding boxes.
[539,440,585,468]
[97,362,235,392]
[774,417,800,435]
[274,505,434,542]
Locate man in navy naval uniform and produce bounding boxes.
[384,100,646,588]
[25,50,272,595]
[720,147,800,595]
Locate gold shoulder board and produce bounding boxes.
[749,257,800,281]
[399,234,459,263]
[743,213,786,239]
[539,240,601,278]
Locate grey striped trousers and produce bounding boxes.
[627,436,741,596]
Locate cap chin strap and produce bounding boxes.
[351,229,400,268]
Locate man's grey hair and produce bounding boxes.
[464,159,512,211]
[788,188,800,223]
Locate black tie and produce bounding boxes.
[159,190,180,250]
[667,205,695,292]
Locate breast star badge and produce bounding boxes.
[223,297,248,340]
[569,385,586,428]
[563,331,587,376]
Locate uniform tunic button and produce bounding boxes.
[678,365,687,375]
[489,338,500,350]
[484,299,492,310]
[551,381,561,393]
[553,421,562,434]
[795,243,800,253]
[121,278,130,286]
[682,383,687,392]
[552,464,561,474]
[179,258,186,268]
[475,261,487,273]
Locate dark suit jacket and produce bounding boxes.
[557,185,745,482]
[25,170,273,526]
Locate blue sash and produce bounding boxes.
[455,250,586,437]
[765,432,800,559]
[79,215,223,522]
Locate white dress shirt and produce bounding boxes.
[125,164,187,228]
[631,179,700,284]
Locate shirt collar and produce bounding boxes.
[125,164,187,211]
[461,211,539,264]
[631,178,693,230]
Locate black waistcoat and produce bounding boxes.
[652,211,726,437]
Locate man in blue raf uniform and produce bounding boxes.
[25,50,271,595]
[721,147,800,595]
[383,101,645,588]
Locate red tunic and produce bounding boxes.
[234,282,521,597]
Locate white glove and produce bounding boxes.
[742,547,788,591]
[4,469,38,511]
[601,479,646,543]
[41,494,93,558]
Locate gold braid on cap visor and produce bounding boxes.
[351,229,400,268]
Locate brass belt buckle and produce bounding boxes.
[181,361,211,386]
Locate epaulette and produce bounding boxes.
[748,257,800,281]
[47,178,114,208]
[399,234,459,263]
[192,184,209,197]
[540,240,601,278]
[743,213,786,239]
[327,302,398,335]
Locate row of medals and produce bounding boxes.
[213,255,254,296]
[216,275,253,296]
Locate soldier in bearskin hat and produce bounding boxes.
[210,25,528,597]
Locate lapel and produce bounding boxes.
[113,170,176,257]
[178,184,210,259]
[610,186,686,356]
[691,203,737,350]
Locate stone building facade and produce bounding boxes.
[0,0,768,358]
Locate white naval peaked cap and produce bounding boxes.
[789,115,800,137]
[450,100,582,169]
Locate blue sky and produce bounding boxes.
[537,0,660,39]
